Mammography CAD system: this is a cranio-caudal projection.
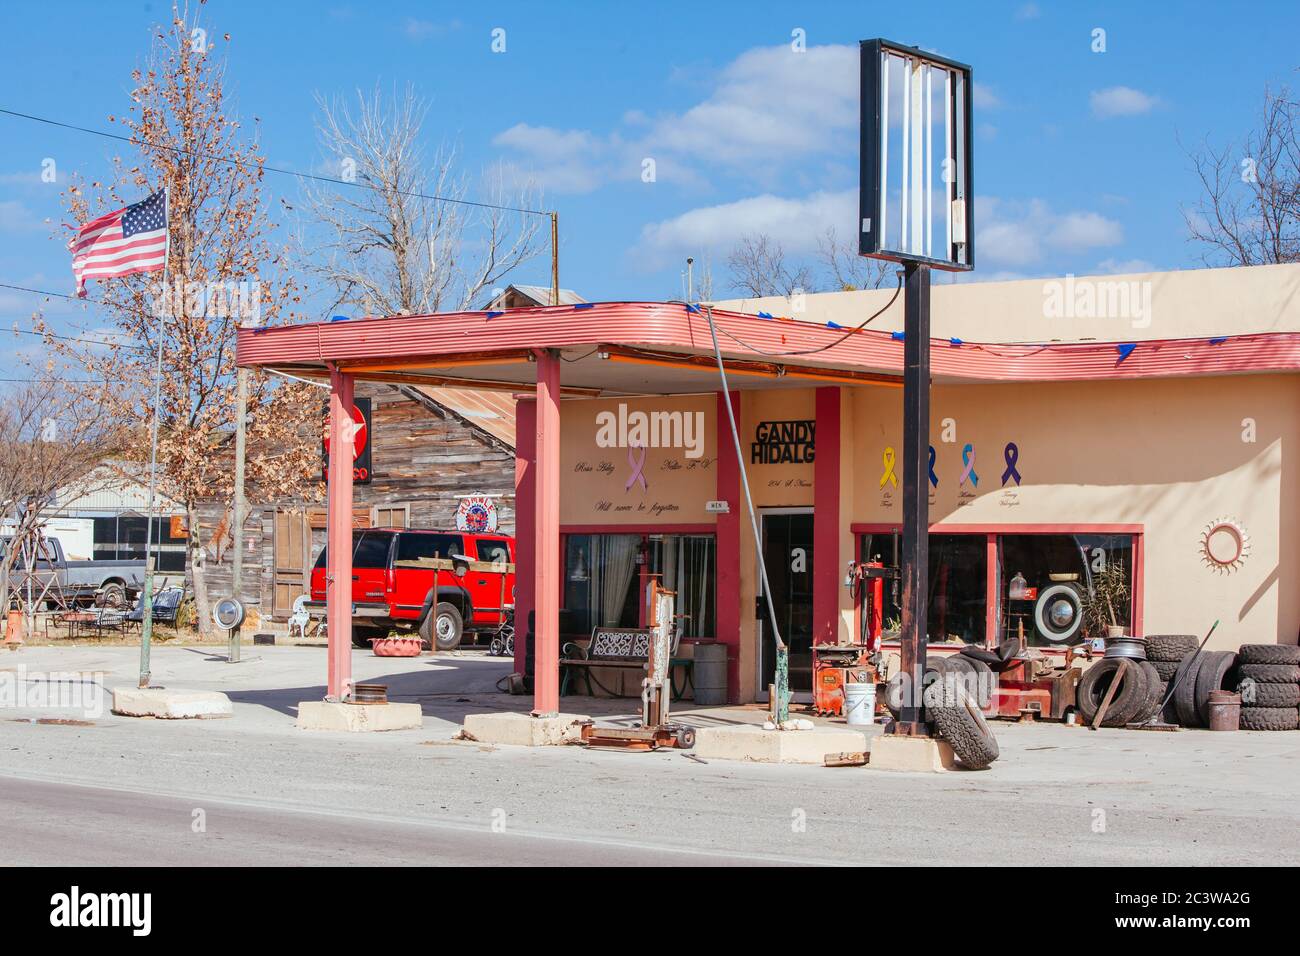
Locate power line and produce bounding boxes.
[0,106,553,217]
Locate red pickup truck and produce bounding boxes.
[309,528,516,650]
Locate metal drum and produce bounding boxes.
[692,643,728,705]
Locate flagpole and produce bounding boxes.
[138,187,169,689]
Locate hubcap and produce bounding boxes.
[436,615,454,638]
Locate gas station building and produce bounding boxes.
[236,262,1300,711]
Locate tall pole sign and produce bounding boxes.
[859,39,974,735]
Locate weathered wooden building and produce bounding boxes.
[198,382,517,621]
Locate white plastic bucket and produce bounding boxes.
[844,681,877,726]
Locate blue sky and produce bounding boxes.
[1,0,1297,376]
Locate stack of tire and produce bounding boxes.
[884,656,1000,770]
[1076,656,1164,727]
[1145,634,1200,724]
[1234,644,1300,731]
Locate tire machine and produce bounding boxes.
[811,560,893,717]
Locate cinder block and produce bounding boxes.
[296,701,423,732]
[461,711,591,746]
[111,687,233,720]
[867,733,956,772]
[693,724,873,764]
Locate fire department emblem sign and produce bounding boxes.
[455,494,498,533]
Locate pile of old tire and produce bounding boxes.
[1145,634,1199,723]
[1234,644,1300,731]
[884,657,999,769]
[1167,648,1239,728]
[1077,657,1163,727]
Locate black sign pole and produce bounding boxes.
[895,261,931,735]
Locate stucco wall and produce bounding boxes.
[841,374,1300,651]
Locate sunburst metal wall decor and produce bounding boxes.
[1200,517,1251,573]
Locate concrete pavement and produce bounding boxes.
[2,644,1300,866]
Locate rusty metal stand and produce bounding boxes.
[578,580,696,751]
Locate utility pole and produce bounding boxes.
[230,366,246,665]
[550,212,559,306]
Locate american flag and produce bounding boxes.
[69,189,169,297]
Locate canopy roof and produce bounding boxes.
[237,297,1300,397]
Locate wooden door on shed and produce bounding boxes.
[272,509,310,619]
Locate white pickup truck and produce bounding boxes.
[1,535,147,608]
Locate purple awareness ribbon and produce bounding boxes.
[1002,442,1021,486]
[625,442,648,492]
[959,442,979,487]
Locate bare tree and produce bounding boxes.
[43,4,321,636]
[301,86,544,316]
[1184,85,1300,266]
[726,234,815,298]
[817,227,893,290]
[0,384,125,624]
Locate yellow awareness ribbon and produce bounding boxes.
[879,446,898,489]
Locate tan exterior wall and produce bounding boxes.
[712,262,1300,345]
[840,373,1300,652]
[558,394,718,526]
[554,371,1298,701]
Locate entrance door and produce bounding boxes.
[272,509,310,619]
[758,510,814,697]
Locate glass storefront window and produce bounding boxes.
[860,532,987,645]
[998,533,1133,647]
[563,534,641,635]
[860,529,1137,650]
[647,534,715,639]
[563,532,717,639]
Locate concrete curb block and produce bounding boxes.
[296,701,423,732]
[461,712,591,746]
[866,734,956,772]
[111,687,233,720]
[693,724,875,764]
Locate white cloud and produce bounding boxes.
[0,200,45,233]
[494,43,859,192]
[1015,3,1041,19]
[635,189,854,268]
[1095,257,1156,274]
[1049,211,1124,251]
[976,197,1123,267]
[1090,86,1159,118]
[973,83,1001,109]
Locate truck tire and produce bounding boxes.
[1194,651,1238,727]
[352,624,383,649]
[929,682,1000,769]
[1236,644,1300,666]
[1239,707,1300,732]
[1236,663,1300,684]
[98,582,127,609]
[1173,653,1207,727]
[1135,661,1163,722]
[1077,659,1149,727]
[1152,659,1181,682]
[1236,680,1300,708]
[1145,634,1199,662]
[940,655,994,708]
[421,602,464,651]
[884,657,950,720]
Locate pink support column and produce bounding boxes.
[326,366,356,700]
[532,349,562,716]
[813,387,842,646]
[513,398,536,678]
[715,390,742,703]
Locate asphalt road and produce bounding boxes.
[0,774,774,866]
[4,645,1300,867]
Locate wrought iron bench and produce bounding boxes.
[560,626,693,700]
